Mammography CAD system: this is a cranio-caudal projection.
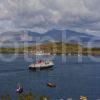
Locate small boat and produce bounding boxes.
[29,60,54,70]
[47,82,56,88]
[16,84,23,94]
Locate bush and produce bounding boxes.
[40,96,48,100]
[18,92,35,100]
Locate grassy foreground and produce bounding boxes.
[1,92,49,100]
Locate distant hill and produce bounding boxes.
[0,29,99,47]
[43,29,94,42]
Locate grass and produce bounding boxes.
[0,93,49,100]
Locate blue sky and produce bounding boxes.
[0,0,100,36]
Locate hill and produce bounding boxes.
[0,29,99,47]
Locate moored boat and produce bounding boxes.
[47,82,56,88]
[16,84,23,94]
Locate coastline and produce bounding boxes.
[0,42,100,56]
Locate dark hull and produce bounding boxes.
[29,65,53,71]
[47,83,56,88]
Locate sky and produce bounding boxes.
[0,0,100,36]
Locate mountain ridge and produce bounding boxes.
[0,29,99,47]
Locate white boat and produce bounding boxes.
[34,51,43,55]
[78,53,82,57]
[68,53,71,56]
[29,60,54,70]
[34,51,50,56]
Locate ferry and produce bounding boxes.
[29,60,54,70]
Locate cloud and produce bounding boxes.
[0,0,100,35]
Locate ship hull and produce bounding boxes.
[29,65,53,71]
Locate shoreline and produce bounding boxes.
[0,52,100,56]
[0,42,100,56]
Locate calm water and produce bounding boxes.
[0,55,100,100]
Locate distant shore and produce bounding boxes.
[0,42,100,56]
